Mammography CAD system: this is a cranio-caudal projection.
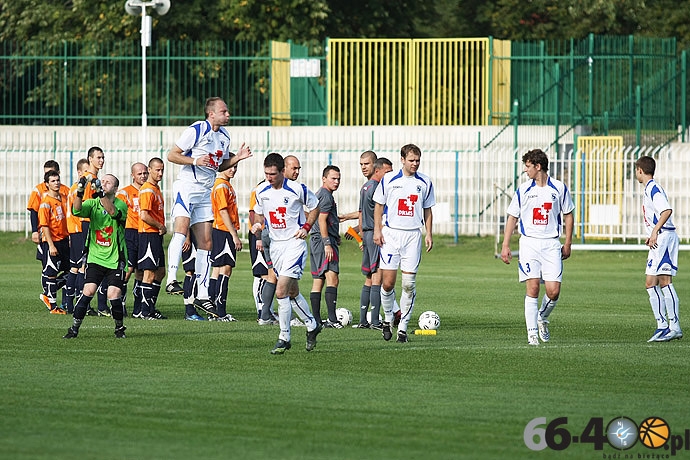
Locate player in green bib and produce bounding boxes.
[63,174,129,339]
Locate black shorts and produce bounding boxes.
[125,228,139,269]
[309,234,340,278]
[249,231,269,277]
[181,231,197,273]
[69,225,89,268]
[211,228,237,268]
[41,239,70,277]
[361,230,381,276]
[84,262,125,291]
[137,232,165,271]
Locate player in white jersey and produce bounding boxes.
[373,144,435,343]
[251,153,323,355]
[501,149,574,346]
[635,155,682,342]
[166,97,252,318]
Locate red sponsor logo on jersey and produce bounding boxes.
[96,226,113,247]
[397,194,418,217]
[532,202,552,225]
[269,207,287,229]
[208,150,223,169]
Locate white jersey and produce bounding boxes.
[254,178,318,242]
[507,176,575,239]
[373,169,435,230]
[642,179,676,237]
[174,120,231,189]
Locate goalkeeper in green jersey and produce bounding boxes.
[63,174,129,339]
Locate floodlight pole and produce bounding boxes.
[125,0,169,159]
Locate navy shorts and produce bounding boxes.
[125,228,139,269]
[211,228,237,268]
[137,232,165,271]
[41,239,70,277]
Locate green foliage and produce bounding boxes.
[1,232,689,459]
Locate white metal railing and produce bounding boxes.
[2,126,689,242]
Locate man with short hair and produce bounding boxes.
[251,153,322,355]
[165,97,251,318]
[137,157,168,320]
[373,144,435,343]
[64,173,129,338]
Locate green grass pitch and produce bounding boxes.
[1,232,688,459]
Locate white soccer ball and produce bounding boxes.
[336,308,353,326]
[366,311,382,324]
[418,310,440,330]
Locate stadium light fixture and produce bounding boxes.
[125,0,170,159]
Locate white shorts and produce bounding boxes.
[378,227,422,273]
[171,180,213,225]
[270,238,307,280]
[646,230,679,277]
[517,236,563,283]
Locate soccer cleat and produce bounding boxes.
[393,310,402,326]
[132,311,145,319]
[370,322,384,331]
[323,319,343,329]
[306,323,323,352]
[150,309,167,320]
[114,326,126,338]
[396,330,408,343]
[528,335,539,346]
[663,329,684,341]
[290,318,306,327]
[193,298,219,318]
[185,313,207,321]
[40,294,52,311]
[165,281,184,295]
[50,306,67,315]
[258,318,278,326]
[538,320,550,342]
[98,307,112,317]
[382,322,393,341]
[86,307,99,316]
[648,328,670,342]
[216,314,238,322]
[270,339,292,355]
[352,322,371,329]
[63,327,79,339]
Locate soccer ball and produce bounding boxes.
[366,311,382,324]
[336,308,353,326]
[418,311,440,330]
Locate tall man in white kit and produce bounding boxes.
[500,149,574,346]
[373,144,435,343]
[166,97,251,318]
[251,153,322,355]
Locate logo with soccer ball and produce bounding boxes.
[418,310,440,330]
[336,308,353,326]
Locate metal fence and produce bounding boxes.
[3,125,690,243]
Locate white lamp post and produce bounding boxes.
[125,0,170,158]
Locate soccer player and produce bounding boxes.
[38,169,70,314]
[165,97,251,318]
[209,156,242,322]
[635,155,683,342]
[500,149,574,346]
[29,160,69,309]
[373,144,435,343]
[251,153,322,355]
[137,157,168,320]
[64,158,90,314]
[116,162,148,317]
[250,179,278,325]
[180,230,205,320]
[309,165,343,328]
[64,174,129,339]
[354,156,394,329]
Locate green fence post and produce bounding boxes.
[588,33,594,126]
[636,85,642,147]
[554,62,560,151]
[63,40,68,126]
[682,51,687,142]
[512,98,519,187]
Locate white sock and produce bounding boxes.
[194,249,211,299]
[399,273,416,333]
[253,277,263,314]
[292,293,317,330]
[381,288,395,323]
[524,296,538,337]
[277,297,292,342]
[538,295,557,321]
[662,284,681,331]
[647,286,668,329]
[166,232,185,284]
